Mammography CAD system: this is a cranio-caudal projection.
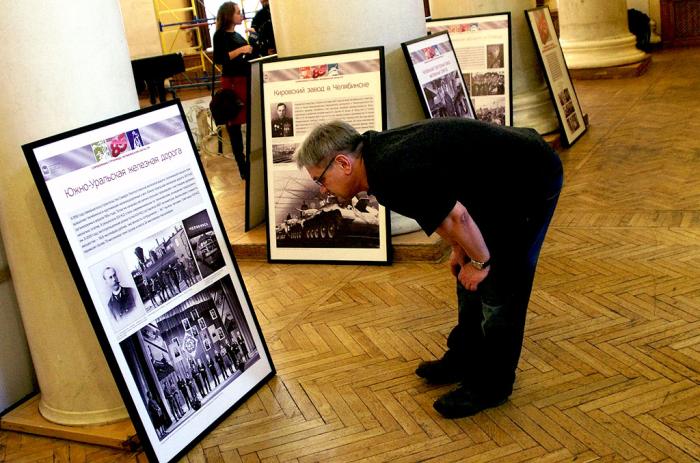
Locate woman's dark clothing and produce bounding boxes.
[213,29,249,179]
[213,29,250,77]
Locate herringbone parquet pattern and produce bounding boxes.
[2,46,700,462]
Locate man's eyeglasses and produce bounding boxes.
[313,156,336,187]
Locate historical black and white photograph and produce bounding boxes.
[558,87,572,106]
[422,71,474,119]
[563,101,576,117]
[567,113,581,132]
[270,102,294,138]
[182,210,225,279]
[272,143,298,164]
[475,97,507,126]
[486,44,504,69]
[124,223,202,311]
[119,275,259,441]
[90,255,147,332]
[273,169,380,249]
[468,71,505,97]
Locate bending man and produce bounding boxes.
[294,118,563,418]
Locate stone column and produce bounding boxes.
[0,232,35,411]
[429,0,559,134]
[271,0,427,234]
[0,0,136,425]
[558,0,648,68]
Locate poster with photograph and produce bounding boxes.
[402,31,476,120]
[427,13,513,126]
[22,101,274,463]
[526,7,586,146]
[261,47,390,264]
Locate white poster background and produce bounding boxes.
[261,49,389,263]
[526,7,586,145]
[427,14,512,126]
[27,103,273,463]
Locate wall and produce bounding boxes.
[0,231,35,414]
[118,0,195,59]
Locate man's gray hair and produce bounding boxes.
[295,121,362,169]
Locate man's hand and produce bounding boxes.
[457,264,489,292]
[449,246,467,277]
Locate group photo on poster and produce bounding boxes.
[22,101,275,462]
[427,13,512,126]
[402,32,476,120]
[123,222,203,313]
[261,47,390,263]
[120,275,259,441]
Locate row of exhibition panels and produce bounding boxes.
[19,7,583,463]
[242,7,585,265]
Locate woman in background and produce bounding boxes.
[214,1,252,180]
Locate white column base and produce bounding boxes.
[39,400,128,427]
[561,33,648,69]
[513,84,560,134]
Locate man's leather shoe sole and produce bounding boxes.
[415,359,462,385]
[433,385,508,418]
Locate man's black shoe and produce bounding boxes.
[433,385,508,419]
[415,359,462,385]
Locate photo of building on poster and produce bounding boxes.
[120,275,259,441]
[182,209,226,279]
[261,48,390,263]
[427,13,512,126]
[402,32,476,120]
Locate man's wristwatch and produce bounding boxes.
[468,258,491,270]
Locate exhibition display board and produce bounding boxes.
[402,31,476,120]
[22,101,275,463]
[525,7,587,146]
[246,54,278,232]
[261,47,391,264]
[427,13,513,126]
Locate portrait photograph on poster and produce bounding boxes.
[525,6,587,146]
[427,13,513,126]
[402,31,476,120]
[261,47,390,264]
[22,100,275,463]
[90,254,147,332]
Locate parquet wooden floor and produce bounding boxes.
[2,46,700,462]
